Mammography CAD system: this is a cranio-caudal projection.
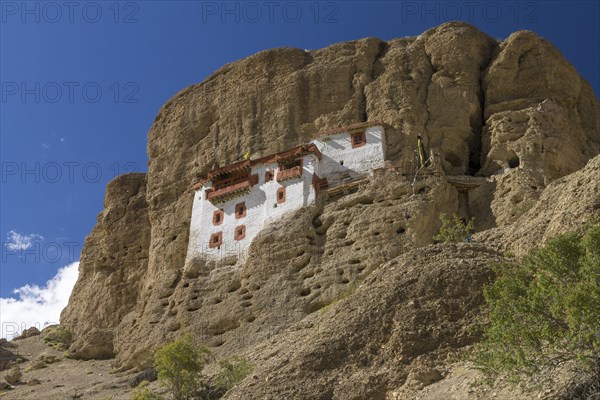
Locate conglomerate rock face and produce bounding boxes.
[479,30,600,221]
[61,173,150,359]
[114,168,459,368]
[222,243,504,400]
[478,154,600,257]
[61,21,599,387]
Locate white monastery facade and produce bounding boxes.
[186,123,386,261]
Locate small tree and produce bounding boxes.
[153,335,212,400]
[433,213,474,243]
[472,224,600,380]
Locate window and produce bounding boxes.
[277,187,286,204]
[235,202,246,219]
[265,170,274,182]
[212,169,250,190]
[209,232,222,249]
[212,209,224,226]
[280,159,302,170]
[234,225,246,241]
[351,131,366,148]
[277,159,303,181]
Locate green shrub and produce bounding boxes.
[213,357,253,391]
[433,213,474,243]
[153,334,213,400]
[130,381,162,400]
[472,224,600,380]
[42,325,72,351]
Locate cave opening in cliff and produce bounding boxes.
[468,134,482,176]
[468,157,481,176]
[508,154,520,169]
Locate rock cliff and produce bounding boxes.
[56,21,599,399]
[61,173,150,359]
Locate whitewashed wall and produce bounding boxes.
[186,125,386,264]
[187,154,318,262]
[312,125,386,186]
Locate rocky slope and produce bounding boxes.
[223,243,504,399]
[21,21,596,399]
[478,154,600,256]
[223,156,600,400]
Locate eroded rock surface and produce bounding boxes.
[479,154,600,256]
[59,23,599,399]
[61,173,150,359]
[223,244,503,399]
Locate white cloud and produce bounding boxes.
[5,230,44,251]
[42,143,50,149]
[1,262,79,339]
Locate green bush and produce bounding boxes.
[153,335,213,400]
[213,357,253,391]
[472,224,600,380]
[130,381,162,400]
[433,213,474,243]
[42,325,72,351]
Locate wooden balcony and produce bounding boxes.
[207,160,251,180]
[277,165,303,182]
[207,174,258,204]
[213,174,250,191]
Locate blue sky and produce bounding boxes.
[0,1,598,334]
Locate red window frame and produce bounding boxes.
[276,187,286,204]
[209,232,222,249]
[212,209,224,226]
[351,131,367,148]
[265,170,274,182]
[234,225,246,241]
[235,202,247,219]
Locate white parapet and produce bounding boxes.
[312,125,386,186]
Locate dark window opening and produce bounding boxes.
[265,170,274,182]
[234,225,246,241]
[209,232,222,249]
[277,187,286,204]
[212,209,224,226]
[235,202,247,219]
[351,131,366,148]
[280,159,302,170]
